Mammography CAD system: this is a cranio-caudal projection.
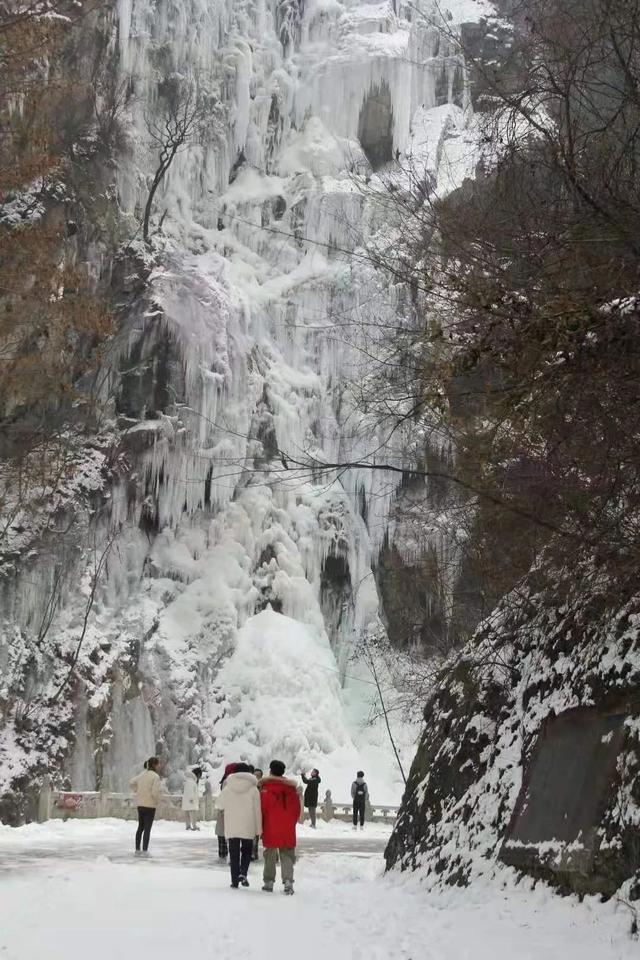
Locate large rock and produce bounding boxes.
[386,557,640,899]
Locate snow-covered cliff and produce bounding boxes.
[0,0,496,818]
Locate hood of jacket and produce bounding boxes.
[225,772,258,794]
[355,777,366,784]
[261,775,299,790]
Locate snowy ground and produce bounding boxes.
[0,820,637,960]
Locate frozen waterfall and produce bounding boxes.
[0,0,494,808]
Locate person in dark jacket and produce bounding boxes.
[351,771,369,829]
[301,768,321,828]
[260,759,302,895]
[252,767,264,861]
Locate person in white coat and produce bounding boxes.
[182,766,203,830]
[215,763,262,888]
[129,756,162,854]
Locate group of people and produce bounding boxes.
[130,757,370,895]
[215,760,299,893]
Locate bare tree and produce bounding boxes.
[142,81,209,243]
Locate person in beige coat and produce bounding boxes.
[181,767,202,831]
[130,756,162,854]
[216,763,262,888]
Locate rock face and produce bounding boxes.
[501,705,629,891]
[358,83,394,169]
[386,559,640,898]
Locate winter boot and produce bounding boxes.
[283,880,294,896]
[262,882,274,892]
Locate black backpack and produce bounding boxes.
[354,781,366,798]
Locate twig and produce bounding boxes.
[361,634,407,786]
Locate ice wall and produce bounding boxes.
[0,0,494,808]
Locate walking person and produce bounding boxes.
[130,756,162,855]
[215,763,261,889]
[351,770,369,830]
[216,763,238,860]
[301,768,321,828]
[182,766,202,830]
[260,759,301,895]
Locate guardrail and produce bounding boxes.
[324,803,399,823]
[37,778,398,825]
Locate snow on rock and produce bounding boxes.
[386,555,640,899]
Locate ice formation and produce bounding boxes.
[1,0,496,807]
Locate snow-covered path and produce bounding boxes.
[0,820,636,960]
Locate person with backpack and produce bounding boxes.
[181,766,203,831]
[351,771,369,830]
[215,762,262,889]
[260,759,302,895]
[129,756,163,854]
[300,768,321,828]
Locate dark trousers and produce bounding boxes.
[218,836,228,858]
[252,835,260,860]
[228,837,253,885]
[353,798,365,826]
[135,806,156,850]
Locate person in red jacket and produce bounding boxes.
[260,759,302,895]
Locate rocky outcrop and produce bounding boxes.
[386,556,640,899]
